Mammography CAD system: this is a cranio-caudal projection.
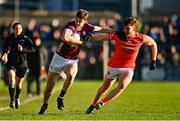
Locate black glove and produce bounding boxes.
[149,60,156,70]
[80,34,91,43]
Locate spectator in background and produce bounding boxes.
[24,18,38,40]
[137,14,143,33]
[0,20,11,85]
[1,24,10,45]
[107,18,116,29]
[39,23,52,41]
[141,46,152,66]
[149,24,166,44]
[85,51,98,79]
[77,49,87,79]
[51,18,61,31]
[142,24,150,35]
[50,18,63,41]
[162,15,170,39]
[98,17,107,27]
[170,46,179,67]
[168,20,178,45]
[27,36,48,96]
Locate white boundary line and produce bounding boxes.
[0,88,60,111]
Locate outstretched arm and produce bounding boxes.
[93,26,116,34]
[90,33,109,41]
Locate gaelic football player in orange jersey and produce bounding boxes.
[85,17,158,114]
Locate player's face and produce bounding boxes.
[75,17,86,29]
[124,25,135,37]
[13,24,23,36]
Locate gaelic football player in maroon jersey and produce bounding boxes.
[39,9,115,114]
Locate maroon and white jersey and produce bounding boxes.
[56,21,94,60]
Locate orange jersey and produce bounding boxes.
[108,32,153,69]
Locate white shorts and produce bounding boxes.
[106,67,134,79]
[49,53,78,73]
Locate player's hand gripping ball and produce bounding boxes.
[70,33,81,47]
[80,34,91,43]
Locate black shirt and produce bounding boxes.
[2,33,35,68]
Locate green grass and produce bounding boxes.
[0,80,180,120]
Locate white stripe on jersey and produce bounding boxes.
[56,41,64,53]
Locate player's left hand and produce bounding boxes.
[149,60,156,70]
[80,34,91,43]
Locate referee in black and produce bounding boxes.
[1,22,35,109]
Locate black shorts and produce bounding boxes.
[7,65,27,78]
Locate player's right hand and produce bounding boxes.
[1,53,8,64]
[149,60,156,70]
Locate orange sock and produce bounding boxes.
[102,98,109,104]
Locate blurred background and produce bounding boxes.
[0,0,180,84]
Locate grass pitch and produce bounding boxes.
[0,80,180,120]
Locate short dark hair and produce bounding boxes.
[12,22,22,29]
[124,17,138,27]
[76,9,89,19]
